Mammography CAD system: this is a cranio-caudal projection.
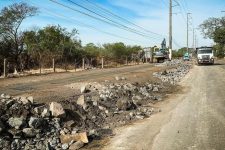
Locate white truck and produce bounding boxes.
[197,47,214,65]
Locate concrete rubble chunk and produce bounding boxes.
[28,117,46,129]
[62,143,69,150]
[121,77,126,80]
[26,96,34,103]
[0,93,5,98]
[153,86,159,92]
[6,99,14,108]
[77,95,85,106]
[20,97,30,104]
[69,141,84,150]
[80,85,87,93]
[116,98,136,111]
[5,95,11,99]
[115,76,121,81]
[41,108,50,117]
[49,102,65,118]
[8,117,25,129]
[22,128,39,138]
[60,132,89,144]
[34,105,45,114]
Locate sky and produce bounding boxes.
[0,0,225,49]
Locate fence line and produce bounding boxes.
[1,55,153,78]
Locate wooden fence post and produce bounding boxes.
[39,63,42,74]
[3,58,6,78]
[126,56,128,65]
[53,58,55,73]
[74,59,76,72]
[101,57,104,69]
[82,58,85,70]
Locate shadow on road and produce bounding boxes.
[197,63,225,66]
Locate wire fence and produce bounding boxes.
[0,55,151,78]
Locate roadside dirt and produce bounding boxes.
[0,64,171,103]
[0,61,191,150]
[103,59,225,150]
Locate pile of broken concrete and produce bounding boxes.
[0,94,88,150]
[0,60,191,149]
[153,60,191,84]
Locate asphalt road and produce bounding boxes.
[104,63,225,150]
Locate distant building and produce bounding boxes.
[143,47,152,59]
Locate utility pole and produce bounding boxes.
[169,0,172,60]
[192,28,195,50]
[187,13,191,54]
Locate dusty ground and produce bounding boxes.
[0,60,193,150]
[104,59,225,150]
[0,63,170,103]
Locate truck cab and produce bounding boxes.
[197,47,214,65]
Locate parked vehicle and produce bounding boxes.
[197,47,214,65]
[183,53,190,61]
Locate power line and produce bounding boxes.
[173,0,186,24]
[67,0,183,48]
[162,0,168,7]
[50,0,162,40]
[27,1,146,43]
[82,0,164,38]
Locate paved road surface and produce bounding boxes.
[105,63,225,150]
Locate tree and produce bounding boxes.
[172,47,187,58]
[24,25,81,71]
[199,17,225,39]
[214,28,225,45]
[103,42,127,59]
[200,16,225,58]
[84,43,100,58]
[0,2,38,69]
[213,28,225,58]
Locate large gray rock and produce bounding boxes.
[28,117,47,129]
[132,95,142,106]
[62,143,69,150]
[8,117,25,129]
[116,98,136,111]
[22,128,39,137]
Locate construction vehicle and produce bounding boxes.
[196,47,214,65]
[154,39,169,63]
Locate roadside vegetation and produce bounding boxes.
[200,16,225,58]
[0,2,142,75]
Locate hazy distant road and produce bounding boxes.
[105,62,225,150]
